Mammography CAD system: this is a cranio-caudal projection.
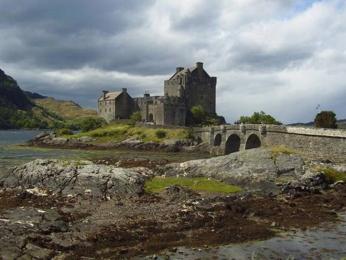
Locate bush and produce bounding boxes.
[78,117,107,132]
[314,111,337,129]
[238,111,281,125]
[130,111,142,123]
[55,128,73,136]
[155,129,167,139]
[190,105,207,125]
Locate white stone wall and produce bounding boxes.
[286,127,346,138]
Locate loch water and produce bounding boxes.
[0,130,206,175]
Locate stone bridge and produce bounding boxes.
[192,124,346,161]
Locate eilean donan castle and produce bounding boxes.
[98,62,217,126]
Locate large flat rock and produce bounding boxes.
[161,148,305,189]
[0,159,152,198]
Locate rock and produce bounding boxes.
[25,243,53,259]
[50,137,68,145]
[275,154,304,176]
[1,159,152,199]
[163,185,200,201]
[160,148,305,190]
[78,136,95,143]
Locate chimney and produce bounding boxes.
[144,90,150,98]
[122,88,127,93]
[176,67,184,73]
[102,90,109,99]
[196,62,203,69]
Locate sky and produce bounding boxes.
[0,0,345,124]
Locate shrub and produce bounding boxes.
[78,117,107,132]
[317,167,346,183]
[155,129,167,139]
[239,111,281,125]
[190,105,207,125]
[130,111,142,123]
[55,128,73,136]
[314,111,337,129]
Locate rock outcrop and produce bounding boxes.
[29,132,202,152]
[161,148,305,191]
[0,159,152,199]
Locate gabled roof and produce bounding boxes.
[98,91,122,101]
[169,64,210,80]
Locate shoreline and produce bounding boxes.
[1,183,345,258]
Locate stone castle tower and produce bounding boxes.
[98,62,217,126]
[164,62,217,115]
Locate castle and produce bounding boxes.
[98,62,217,126]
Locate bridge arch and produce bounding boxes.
[225,134,241,154]
[245,134,261,150]
[213,133,222,146]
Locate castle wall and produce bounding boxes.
[113,93,135,119]
[98,100,115,122]
[164,79,183,97]
[98,92,134,122]
[163,102,186,126]
[185,70,216,114]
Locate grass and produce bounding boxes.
[70,123,190,143]
[315,167,346,183]
[145,176,242,194]
[34,97,97,120]
[270,145,297,158]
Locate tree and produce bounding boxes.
[314,111,337,129]
[238,111,281,125]
[190,105,207,125]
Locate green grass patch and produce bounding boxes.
[145,176,242,194]
[70,123,190,143]
[316,167,346,183]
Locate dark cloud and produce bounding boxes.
[0,0,345,123]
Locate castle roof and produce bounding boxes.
[98,91,122,101]
[168,62,210,80]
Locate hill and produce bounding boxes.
[0,69,63,129]
[289,119,346,129]
[32,97,97,120]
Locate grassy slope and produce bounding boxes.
[68,123,191,143]
[145,176,242,194]
[33,97,97,120]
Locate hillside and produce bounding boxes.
[0,69,32,110]
[289,119,346,129]
[32,97,97,120]
[0,69,62,129]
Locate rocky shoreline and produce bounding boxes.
[0,148,345,259]
[27,132,208,153]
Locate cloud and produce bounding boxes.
[0,0,345,123]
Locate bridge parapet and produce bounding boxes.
[192,124,346,159]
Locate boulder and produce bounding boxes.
[1,159,152,199]
[160,148,305,189]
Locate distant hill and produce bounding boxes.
[0,69,64,129]
[0,69,33,110]
[24,91,47,99]
[289,119,346,129]
[32,97,97,120]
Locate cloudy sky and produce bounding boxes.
[0,0,345,123]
